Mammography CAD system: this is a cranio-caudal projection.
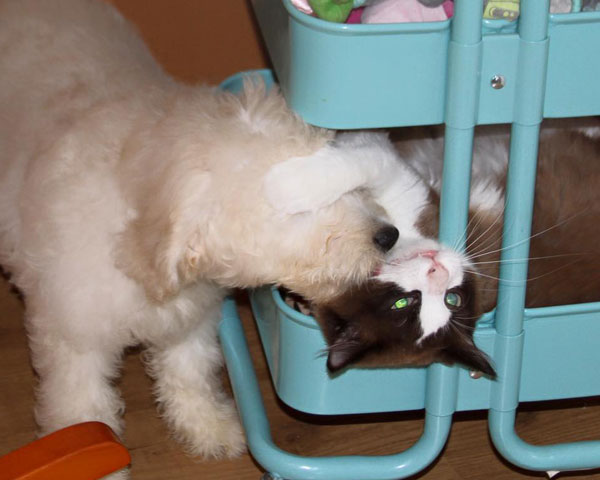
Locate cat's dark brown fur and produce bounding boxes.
[462,127,600,310]
[309,124,600,374]
[314,273,495,375]
[525,128,600,306]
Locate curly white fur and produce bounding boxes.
[0,0,395,466]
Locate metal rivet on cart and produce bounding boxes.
[469,370,483,379]
[491,74,505,89]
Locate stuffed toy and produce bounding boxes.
[292,0,449,23]
[308,0,354,22]
[418,0,446,6]
[290,0,314,14]
[483,0,520,20]
[482,0,584,20]
[292,0,367,23]
[550,0,572,12]
[362,0,451,23]
[583,0,600,10]
[291,0,595,23]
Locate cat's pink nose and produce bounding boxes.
[427,259,449,294]
[419,250,438,259]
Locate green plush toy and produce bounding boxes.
[308,0,355,23]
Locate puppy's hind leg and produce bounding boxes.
[145,314,245,459]
[29,324,126,438]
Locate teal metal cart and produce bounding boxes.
[218,1,600,478]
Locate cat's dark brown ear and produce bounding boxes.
[317,309,370,373]
[327,334,369,373]
[442,341,496,378]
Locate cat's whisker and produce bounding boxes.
[465,216,508,260]
[394,318,410,329]
[469,252,588,266]
[517,260,583,283]
[382,260,400,266]
[322,340,362,356]
[464,197,506,245]
[467,210,586,261]
[464,270,528,283]
[466,202,506,251]
[468,231,548,261]
[450,208,481,252]
[459,192,505,251]
[465,259,582,284]
[452,203,495,252]
[316,349,329,359]
[450,320,477,331]
[446,321,473,343]
[465,221,505,260]
[464,208,486,240]
[455,313,486,321]
[452,314,479,325]
[450,230,467,253]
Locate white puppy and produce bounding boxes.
[0,0,399,464]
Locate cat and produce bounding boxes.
[281,119,600,375]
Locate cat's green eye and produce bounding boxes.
[391,297,413,310]
[392,298,408,310]
[445,291,462,309]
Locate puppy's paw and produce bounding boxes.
[201,412,246,459]
[175,401,246,459]
[101,468,130,480]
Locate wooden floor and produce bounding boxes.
[2,278,600,480]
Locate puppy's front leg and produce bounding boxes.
[145,318,245,459]
[30,336,126,438]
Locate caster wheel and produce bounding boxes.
[261,473,282,480]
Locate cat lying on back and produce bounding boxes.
[277,119,600,375]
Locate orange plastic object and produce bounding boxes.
[0,422,131,480]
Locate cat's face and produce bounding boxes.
[315,240,495,376]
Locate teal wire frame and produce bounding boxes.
[218,0,600,478]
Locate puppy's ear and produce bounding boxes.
[264,134,398,214]
[116,213,193,303]
[115,177,210,304]
[263,146,361,214]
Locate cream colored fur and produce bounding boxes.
[0,0,393,467]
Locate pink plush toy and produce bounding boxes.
[291,0,454,24]
[362,0,451,23]
[290,0,314,15]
